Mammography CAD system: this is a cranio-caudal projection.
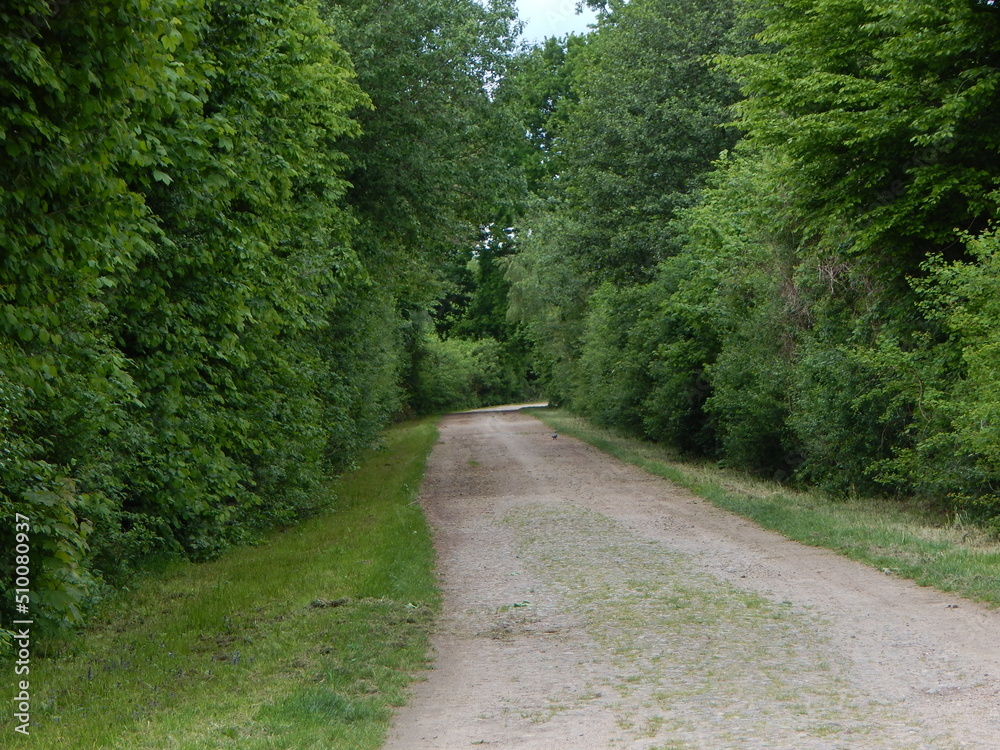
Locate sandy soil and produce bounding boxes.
[383,408,1000,749]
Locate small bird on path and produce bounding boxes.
[552,431,558,439]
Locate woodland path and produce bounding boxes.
[383,407,1000,749]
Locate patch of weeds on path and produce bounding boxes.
[530,409,1000,608]
[505,502,954,750]
[1,418,441,750]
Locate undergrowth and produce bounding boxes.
[1,417,440,749]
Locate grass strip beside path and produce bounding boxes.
[3,417,440,750]
[532,408,1000,608]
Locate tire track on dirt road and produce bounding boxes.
[384,408,1000,749]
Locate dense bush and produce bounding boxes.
[0,0,525,646]
[575,283,655,433]
[509,0,1000,523]
[406,331,524,415]
[1,0,212,636]
[883,230,1000,525]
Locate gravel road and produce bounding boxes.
[383,408,1000,749]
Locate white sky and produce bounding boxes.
[515,0,598,44]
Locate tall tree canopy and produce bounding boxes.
[725,0,1000,275]
[505,0,748,411]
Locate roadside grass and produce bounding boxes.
[2,417,440,750]
[530,408,1000,607]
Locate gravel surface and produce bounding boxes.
[383,409,1000,749]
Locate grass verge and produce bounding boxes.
[2,417,440,749]
[531,408,1000,607]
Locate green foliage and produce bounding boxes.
[105,0,371,559]
[406,329,522,414]
[788,342,905,494]
[576,283,656,433]
[0,0,488,648]
[434,227,539,404]
[505,202,592,406]
[638,270,719,454]
[510,0,1000,526]
[317,0,533,413]
[495,34,586,193]
[880,229,1000,524]
[559,0,745,282]
[639,150,768,455]
[318,0,523,301]
[707,304,795,475]
[317,285,406,473]
[707,0,1000,503]
[929,232,1000,481]
[0,0,203,635]
[507,0,746,423]
[722,0,1000,274]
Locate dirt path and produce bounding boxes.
[384,409,1000,749]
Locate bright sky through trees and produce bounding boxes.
[516,0,597,43]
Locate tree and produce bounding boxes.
[0,0,210,636]
[319,0,523,304]
[507,0,747,421]
[558,0,745,282]
[317,0,533,412]
[496,34,585,193]
[724,0,1000,279]
[0,0,376,639]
